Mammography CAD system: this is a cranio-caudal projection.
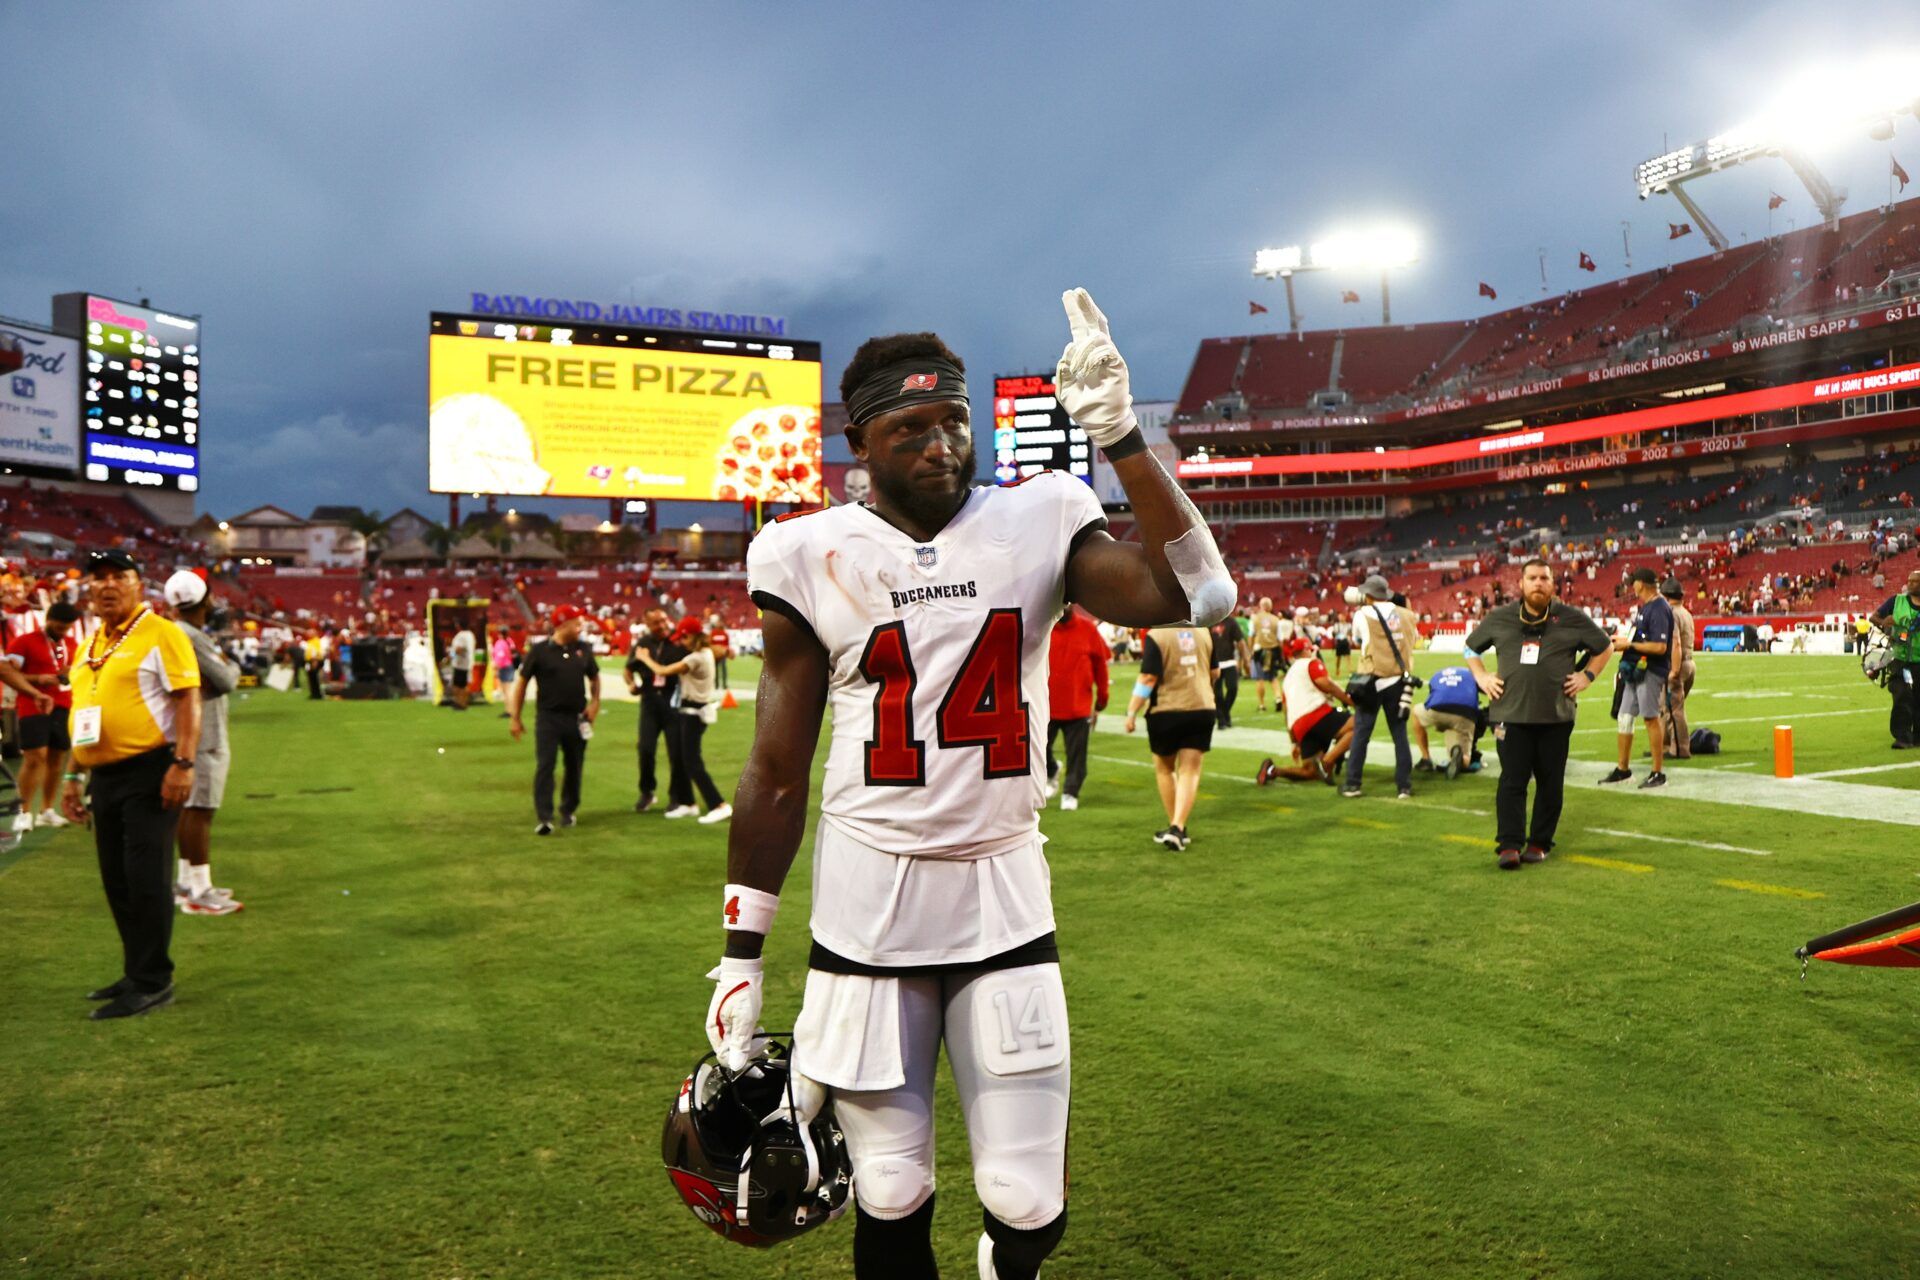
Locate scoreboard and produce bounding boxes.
[53,293,201,492]
[991,374,1091,485]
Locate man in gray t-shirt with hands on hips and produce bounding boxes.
[1464,558,1612,872]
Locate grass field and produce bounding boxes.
[7,650,1920,1278]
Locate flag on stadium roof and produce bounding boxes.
[1668,222,1693,239]
[1249,300,1269,316]
[1578,251,1597,272]
[1477,281,1497,300]
[1896,156,1911,192]
[1768,192,1786,209]
[1340,290,1361,303]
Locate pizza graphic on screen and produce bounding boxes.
[712,405,821,503]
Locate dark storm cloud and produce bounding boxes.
[4,1,1919,518]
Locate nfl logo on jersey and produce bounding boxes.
[915,545,938,567]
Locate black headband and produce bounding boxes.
[846,357,968,426]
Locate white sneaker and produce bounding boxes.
[37,808,69,828]
[664,805,700,819]
[181,888,243,916]
[1060,794,1079,811]
[977,1232,1005,1280]
[1045,778,1059,798]
[174,882,191,905]
[9,810,32,834]
[697,804,733,825]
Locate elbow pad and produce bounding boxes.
[1164,524,1237,626]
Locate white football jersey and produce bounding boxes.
[748,474,1107,860]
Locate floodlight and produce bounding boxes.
[1308,229,1418,271]
[1253,245,1304,277]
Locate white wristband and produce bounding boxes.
[723,884,779,935]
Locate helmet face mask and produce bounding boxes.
[662,1037,851,1248]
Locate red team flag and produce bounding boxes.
[1577,251,1597,272]
[1478,281,1498,300]
[1768,192,1786,210]
[1668,222,1693,239]
[1896,156,1911,192]
[1340,290,1361,303]
[1249,300,1269,316]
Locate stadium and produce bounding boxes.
[10,8,1920,1279]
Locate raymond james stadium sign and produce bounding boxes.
[466,292,786,336]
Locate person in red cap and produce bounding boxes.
[1256,636,1356,785]
[508,604,600,835]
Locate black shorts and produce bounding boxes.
[1146,709,1215,756]
[1297,708,1350,758]
[1334,638,1352,656]
[451,668,470,689]
[17,712,70,752]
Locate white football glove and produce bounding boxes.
[706,955,764,1072]
[1055,288,1138,448]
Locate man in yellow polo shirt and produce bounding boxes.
[58,549,202,1021]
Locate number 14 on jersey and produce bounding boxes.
[857,609,1031,786]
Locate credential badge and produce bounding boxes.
[915,545,938,568]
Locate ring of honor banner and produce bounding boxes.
[428,314,822,503]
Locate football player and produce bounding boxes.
[706,290,1234,1280]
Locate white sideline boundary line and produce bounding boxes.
[1799,760,1920,779]
[1585,825,1770,857]
[1572,708,1877,734]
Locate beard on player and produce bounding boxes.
[855,402,975,533]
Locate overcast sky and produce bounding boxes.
[6,1,1920,521]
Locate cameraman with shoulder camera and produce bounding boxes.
[1599,566,1675,789]
[1869,568,1920,749]
[1340,575,1421,800]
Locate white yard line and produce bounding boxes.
[1584,825,1771,857]
[1558,757,1920,828]
[1572,708,1877,734]
[1089,752,1258,784]
[1799,760,1920,779]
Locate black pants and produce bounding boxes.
[714,656,728,690]
[1494,720,1574,852]
[679,711,726,809]
[306,662,322,699]
[1213,667,1239,729]
[90,749,179,994]
[1891,661,1920,745]
[1045,718,1091,798]
[638,697,687,803]
[533,713,586,822]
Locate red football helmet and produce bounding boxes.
[662,1036,851,1247]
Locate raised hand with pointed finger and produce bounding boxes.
[1054,288,1138,447]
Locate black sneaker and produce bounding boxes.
[1639,771,1667,789]
[1414,758,1436,774]
[1154,826,1184,850]
[559,813,577,828]
[89,985,173,1021]
[634,792,655,813]
[1169,826,1191,851]
[1896,741,1915,751]
[86,978,135,1002]
[1598,768,1633,785]
[1446,746,1464,782]
[535,821,554,836]
[1314,754,1335,784]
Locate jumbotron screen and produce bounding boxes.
[53,293,201,491]
[992,374,1091,485]
[428,314,823,502]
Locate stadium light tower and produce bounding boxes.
[1635,55,1920,247]
[1253,228,1418,329]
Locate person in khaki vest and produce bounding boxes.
[1661,579,1697,759]
[1125,624,1215,851]
[1342,576,1422,799]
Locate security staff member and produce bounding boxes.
[1126,623,1216,851]
[59,550,202,1020]
[509,604,600,835]
[1464,558,1612,871]
[1869,568,1920,749]
[1247,597,1284,712]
